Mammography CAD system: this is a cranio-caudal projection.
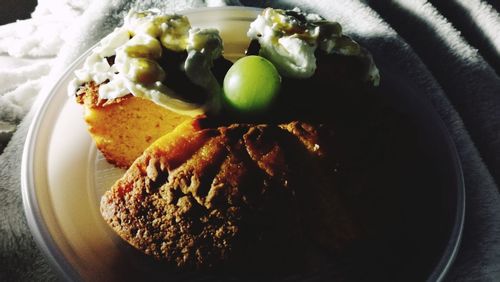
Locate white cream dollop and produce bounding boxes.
[68,9,224,116]
[247,7,380,86]
[247,8,318,78]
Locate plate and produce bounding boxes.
[21,7,464,281]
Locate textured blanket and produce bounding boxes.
[1,0,499,280]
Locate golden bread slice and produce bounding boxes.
[76,82,192,168]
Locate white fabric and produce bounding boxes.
[0,0,89,141]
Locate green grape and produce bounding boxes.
[223,55,281,115]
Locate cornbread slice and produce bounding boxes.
[76,82,193,168]
[100,117,358,271]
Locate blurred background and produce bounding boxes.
[0,0,37,25]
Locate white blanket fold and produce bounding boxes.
[1,0,499,280]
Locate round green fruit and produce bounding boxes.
[223,55,281,115]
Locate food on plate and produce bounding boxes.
[246,7,379,84]
[100,116,358,270]
[66,5,387,274]
[69,9,231,168]
[241,7,382,123]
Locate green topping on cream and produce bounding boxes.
[247,7,380,86]
[69,9,224,116]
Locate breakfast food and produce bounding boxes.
[101,117,358,271]
[70,10,230,167]
[69,5,387,275]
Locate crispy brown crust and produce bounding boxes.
[101,118,358,271]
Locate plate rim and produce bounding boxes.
[424,111,465,282]
[20,5,465,281]
[21,44,90,281]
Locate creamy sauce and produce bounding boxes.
[69,10,223,116]
[247,7,380,86]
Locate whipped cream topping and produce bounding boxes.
[69,9,224,116]
[247,7,380,86]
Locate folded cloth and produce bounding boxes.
[1,0,499,281]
